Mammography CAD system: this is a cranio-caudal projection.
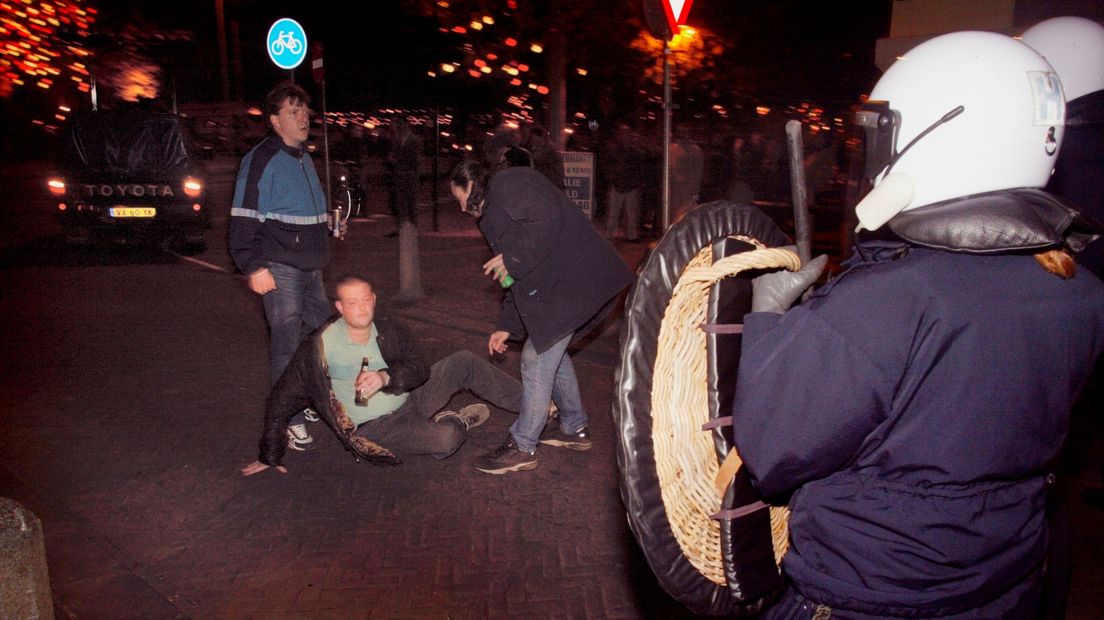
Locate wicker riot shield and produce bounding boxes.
[614,202,798,616]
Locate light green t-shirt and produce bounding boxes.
[321,318,409,425]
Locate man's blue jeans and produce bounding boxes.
[510,333,586,453]
[262,261,331,386]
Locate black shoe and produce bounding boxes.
[474,438,538,475]
[539,421,592,451]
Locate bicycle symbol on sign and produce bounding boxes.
[270,30,303,57]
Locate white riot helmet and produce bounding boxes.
[1022,17,1104,102]
[854,31,1065,232]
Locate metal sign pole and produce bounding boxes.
[662,39,671,231]
[321,78,331,210]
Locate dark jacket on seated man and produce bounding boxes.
[259,313,427,467]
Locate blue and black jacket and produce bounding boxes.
[229,135,328,274]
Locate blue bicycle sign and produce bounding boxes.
[266,18,308,70]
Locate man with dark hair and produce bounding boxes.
[240,277,524,475]
[526,126,564,190]
[229,81,331,451]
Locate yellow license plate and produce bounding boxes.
[110,207,156,218]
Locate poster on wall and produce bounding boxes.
[561,151,595,219]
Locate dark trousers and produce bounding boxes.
[355,351,521,458]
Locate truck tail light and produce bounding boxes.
[183,177,203,197]
[48,178,66,196]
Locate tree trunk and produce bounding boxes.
[546,27,568,151]
[396,219,424,302]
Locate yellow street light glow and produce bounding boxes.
[530,43,543,53]
[470,21,483,30]
[756,106,770,116]
[427,70,436,77]
[480,66,491,74]
[576,68,587,76]
[441,63,455,73]
[482,16,494,24]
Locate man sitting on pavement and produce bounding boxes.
[241,275,523,475]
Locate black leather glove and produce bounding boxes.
[750,248,828,314]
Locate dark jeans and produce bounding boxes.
[262,262,331,385]
[262,262,331,428]
[355,350,522,458]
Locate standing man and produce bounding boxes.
[229,82,331,451]
[604,122,645,241]
[525,126,564,190]
[669,126,705,224]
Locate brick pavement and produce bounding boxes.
[0,159,1102,618]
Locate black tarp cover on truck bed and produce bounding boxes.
[63,111,189,177]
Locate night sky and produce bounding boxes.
[93,0,892,112]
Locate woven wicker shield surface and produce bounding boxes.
[614,202,797,615]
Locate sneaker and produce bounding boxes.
[286,423,314,451]
[303,408,320,422]
[474,438,538,475]
[433,403,491,430]
[539,421,592,451]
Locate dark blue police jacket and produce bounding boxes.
[732,241,1104,617]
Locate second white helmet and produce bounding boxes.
[1021,16,1104,102]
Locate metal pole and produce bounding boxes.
[215,0,229,101]
[661,40,672,231]
[321,79,331,210]
[433,106,440,232]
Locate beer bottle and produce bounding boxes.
[355,356,372,406]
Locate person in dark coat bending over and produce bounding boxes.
[450,161,634,474]
[730,32,1104,618]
